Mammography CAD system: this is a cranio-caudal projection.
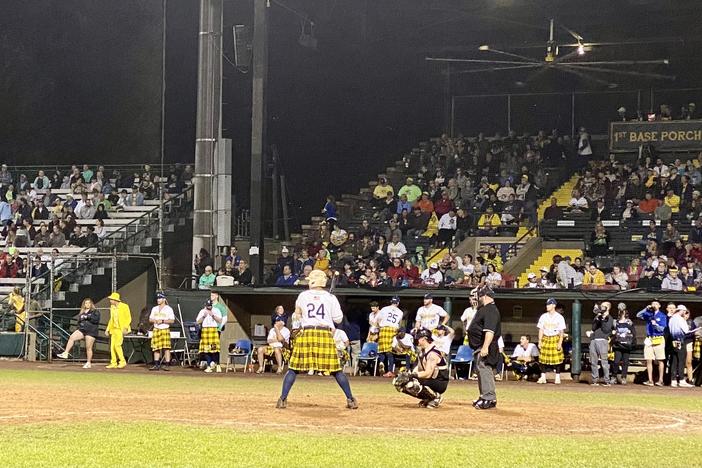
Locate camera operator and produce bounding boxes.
[586,301,614,386]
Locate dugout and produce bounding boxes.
[170,286,702,379]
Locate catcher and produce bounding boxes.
[392,328,449,409]
[276,269,358,410]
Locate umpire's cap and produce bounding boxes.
[477,286,495,298]
[415,328,433,343]
[391,296,400,304]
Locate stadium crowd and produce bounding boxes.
[0,163,192,281]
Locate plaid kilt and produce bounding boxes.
[337,349,350,366]
[150,328,172,351]
[694,339,701,360]
[289,328,341,372]
[255,346,291,364]
[540,335,564,366]
[198,327,221,353]
[378,326,398,353]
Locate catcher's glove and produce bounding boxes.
[392,371,412,388]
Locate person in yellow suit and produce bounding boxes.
[105,292,132,369]
[9,288,26,333]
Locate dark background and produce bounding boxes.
[2,0,702,225]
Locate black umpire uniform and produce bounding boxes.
[467,287,501,409]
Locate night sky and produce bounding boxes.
[3,0,702,225]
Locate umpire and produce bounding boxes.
[467,286,501,410]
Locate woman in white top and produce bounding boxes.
[485,264,503,288]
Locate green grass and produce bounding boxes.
[1,422,700,468]
[1,368,701,468]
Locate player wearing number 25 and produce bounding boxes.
[377,296,403,377]
[276,269,358,410]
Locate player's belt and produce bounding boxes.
[303,326,331,331]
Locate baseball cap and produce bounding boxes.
[274,315,286,323]
[540,266,549,273]
[156,292,166,300]
[546,298,557,306]
[369,301,379,307]
[676,304,688,313]
[205,299,213,308]
[390,296,400,304]
[477,286,494,298]
[527,272,537,280]
[430,262,439,269]
[423,293,433,299]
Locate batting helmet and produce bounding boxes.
[414,328,433,343]
[308,269,328,289]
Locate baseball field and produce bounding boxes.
[1,361,700,468]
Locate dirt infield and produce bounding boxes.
[1,361,700,436]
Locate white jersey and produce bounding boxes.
[461,306,477,329]
[433,333,453,355]
[368,311,381,333]
[511,342,539,360]
[267,327,290,348]
[333,329,349,350]
[150,305,175,330]
[295,289,343,328]
[415,303,447,330]
[378,305,403,329]
[392,334,414,351]
[537,312,567,336]
[196,308,222,328]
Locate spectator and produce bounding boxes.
[276,246,295,277]
[198,265,216,289]
[433,191,454,218]
[32,198,49,220]
[496,180,515,202]
[568,189,589,212]
[524,272,540,288]
[414,192,434,214]
[606,264,629,290]
[386,233,407,260]
[0,199,11,225]
[322,195,337,228]
[477,206,500,236]
[661,266,683,291]
[233,260,253,286]
[583,264,605,286]
[638,192,659,214]
[443,259,464,285]
[668,305,695,388]
[612,304,636,385]
[591,199,610,221]
[402,258,420,285]
[589,223,610,257]
[49,224,66,248]
[543,198,563,220]
[485,264,502,288]
[407,206,429,239]
[437,208,457,247]
[396,194,411,215]
[556,255,579,289]
[420,263,443,286]
[372,178,394,209]
[94,203,109,220]
[398,177,421,204]
[586,302,614,386]
[94,218,108,240]
[275,264,298,286]
[636,301,667,387]
[663,188,680,214]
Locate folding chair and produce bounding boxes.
[450,345,474,380]
[226,339,253,373]
[354,342,379,376]
[172,321,201,367]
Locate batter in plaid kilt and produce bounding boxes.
[277,269,358,410]
[149,292,175,371]
[377,296,403,377]
[536,298,566,385]
[196,299,223,373]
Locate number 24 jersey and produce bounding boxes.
[295,289,343,328]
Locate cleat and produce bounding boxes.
[670,380,678,388]
[537,376,547,384]
[106,364,118,369]
[276,398,287,409]
[475,399,497,410]
[346,398,359,410]
[204,367,213,373]
[149,365,160,371]
[678,380,694,388]
[418,400,429,408]
[554,375,561,385]
[472,398,482,408]
[117,363,127,369]
[160,365,170,371]
[57,352,69,360]
[82,362,91,369]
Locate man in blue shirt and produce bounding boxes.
[0,200,11,226]
[636,301,667,387]
[275,265,298,286]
